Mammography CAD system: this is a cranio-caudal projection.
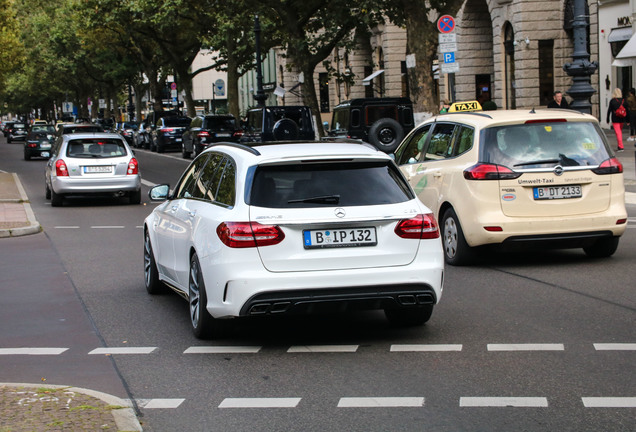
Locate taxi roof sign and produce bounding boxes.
[448,101,482,112]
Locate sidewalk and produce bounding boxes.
[0,172,41,238]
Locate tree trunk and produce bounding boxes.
[226,35,240,120]
[300,63,323,138]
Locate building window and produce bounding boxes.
[539,40,554,106]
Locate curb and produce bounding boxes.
[1,382,143,431]
[0,173,41,238]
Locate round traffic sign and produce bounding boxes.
[437,15,455,34]
[170,82,177,90]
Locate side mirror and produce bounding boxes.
[148,184,170,201]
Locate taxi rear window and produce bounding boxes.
[480,121,610,169]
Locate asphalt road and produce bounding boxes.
[1,135,635,431]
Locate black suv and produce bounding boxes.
[182,114,241,159]
[138,110,179,149]
[241,106,315,143]
[328,97,414,153]
[150,116,191,153]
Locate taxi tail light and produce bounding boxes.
[217,222,285,248]
[55,159,69,177]
[464,163,521,180]
[395,213,440,239]
[127,158,139,175]
[592,158,623,175]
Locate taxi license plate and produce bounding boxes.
[533,185,582,200]
[84,166,112,174]
[303,227,377,249]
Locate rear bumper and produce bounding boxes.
[500,230,618,251]
[51,175,141,194]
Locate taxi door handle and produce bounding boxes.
[433,172,442,178]
[188,210,196,219]
[170,205,178,212]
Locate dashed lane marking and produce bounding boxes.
[287,345,358,353]
[88,347,157,355]
[53,226,79,229]
[487,344,565,351]
[0,348,68,355]
[594,343,636,350]
[582,397,636,408]
[136,398,186,409]
[219,398,302,408]
[337,397,425,408]
[184,346,261,354]
[90,226,126,229]
[391,344,463,352]
[460,397,549,407]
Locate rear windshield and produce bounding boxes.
[66,138,128,158]
[31,125,55,133]
[14,123,26,129]
[205,117,237,130]
[250,161,414,208]
[480,121,610,169]
[163,117,191,127]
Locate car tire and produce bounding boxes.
[385,305,434,327]
[24,151,31,161]
[7,137,11,143]
[50,188,63,207]
[144,232,166,295]
[45,184,51,200]
[368,118,404,153]
[272,118,299,140]
[441,208,474,266]
[129,189,141,205]
[182,145,191,159]
[583,237,619,258]
[189,252,229,339]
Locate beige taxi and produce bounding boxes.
[393,102,628,265]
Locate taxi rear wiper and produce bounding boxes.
[513,153,580,167]
[288,195,340,204]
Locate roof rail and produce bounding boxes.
[208,142,261,156]
[439,111,493,119]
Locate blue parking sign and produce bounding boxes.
[444,52,455,63]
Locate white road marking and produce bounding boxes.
[0,348,68,355]
[460,397,548,407]
[184,346,261,354]
[219,398,301,408]
[53,226,80,229]
[390,344,462,352]
[594,343,636,350]
[90,226,125,229]
[287,345,358,353]
[88,347,156,355]
[582,397,636,408]
[137,398,186,409]
[337,397,424,408]
[487,344,564,351]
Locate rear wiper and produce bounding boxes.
[514,159,559,167]
[288,195,340,204]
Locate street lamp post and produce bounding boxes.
[563,0,598,114]
[253,15,267,107]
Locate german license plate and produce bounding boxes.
[216,133,231,137]
[41,152,50,158]
[533,185,582,200]
[303,227,377,249]
[84,166,112,174]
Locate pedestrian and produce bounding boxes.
[439,100,451,114]
[547,91,569,109]
[606,88,627,152]
[626,88,636,142]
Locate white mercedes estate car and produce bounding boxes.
[144,141,444,339]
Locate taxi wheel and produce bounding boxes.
[583,237,619,258]
[385,305,433,327]
[441,208,473,266]
[189,253,230,339]
[144,232,165,295]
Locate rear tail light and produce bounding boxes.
[233,130,244,138]
[127,158,139,175]
[197,131,210,138]
[592,158,623,175]
[160,128,174,133]
[395,214,440,239]
[464,163,521,180]
[55,159,69,176]
[217,222,285,248]
[27,142,37,148]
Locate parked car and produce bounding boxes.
[2,121,17,137]
[117,121,138,146]
[7,122,28,143]
[329,97,415,153]
[150,116,191,153]
[24,124,56,160]
[56,123,104,136]
[181,114,241,159]
[138,110,179,149]
[45,132,141,207]
[393,103,628,265]
[241,106,315,143]
[144,141,444,339]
